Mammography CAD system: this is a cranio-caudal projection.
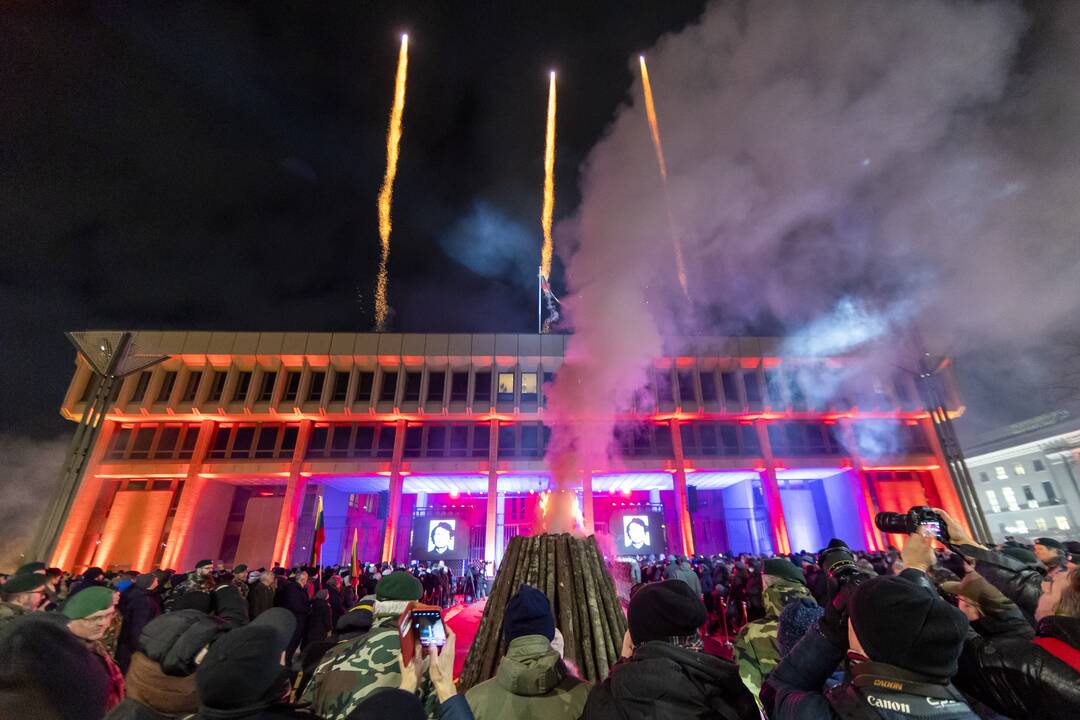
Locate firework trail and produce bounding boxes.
[638,55,689,297]
[541,71,557,281]
[374,34,409,331]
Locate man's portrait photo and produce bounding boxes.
[428,520,456,555]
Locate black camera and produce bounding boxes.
[817,538,872,589]
[875,506,949,542]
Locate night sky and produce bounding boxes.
[1,1,708,438]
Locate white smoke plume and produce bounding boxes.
[0,434,67,571]
[546,1,1080,482]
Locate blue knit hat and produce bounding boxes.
[503,584,555,644]
[777,598,823,656]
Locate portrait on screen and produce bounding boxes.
[622,515,650,552]
[427,519,456,556]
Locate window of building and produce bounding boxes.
[1032,459,1046,472]
[403,372,422,403]
[1014,463,1026,476]
[994,466,1008,480]
[1014,520,1028,534]
[473,371,492,405]
[498,424,517,458]
[1022,485,1037,509]
[131,371,151,403]
[205,371,226,402]
[1042,481,1058,504]
[700,371,718,402]
[654,424,673,455]
[282,372,301,402]
[354,425,375,456]
[280,426,298,455]
[157,372,177,402]
[376,424,397,457]
[427,371,446,403]
[449,425,469,457]
[307,371,326,403]
[426,425,447,457]
[741,424,760,454]
[209,425,233,459]
[355,371,375,403]
[379,371,398,403]
[156,426,181,457]
[472,423,490,458]
[232,426,255,458]
[743,372,762,403]
[179,371,200,403]
[679,424,699,455]
[330,425,352,458]
[178,427,199,459]
[258,371,277,402]
[1055,516,1070,531]
[764,369,784,405]
[984,490,1001,513]
[520,424,540,457]
[404,425,423,458]
[698,424,718,456]
[520,373,538,403]
[719,425,740,455]
[1036,517,1048,531]
[331,370,351,402]
[721,372,739,404]
[109,427,132,459]
[450,371,469,402]
[655,371,674,404]
[979,471,989,483]
[307,426,329,458]
[497,372,515,403]
[231,371,251,403]
[1001,486,1020,512]
[254,426,279,459]
[677,371,695,405]
[128,426,156,459]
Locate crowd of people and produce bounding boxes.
[1,507,1078,719]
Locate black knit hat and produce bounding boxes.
[197,608,295,709]
[1035,537,1064,550]
[849,574,968,679]
[503,584,555,644]
[628,579,706,644]
[1002,546,1039,566]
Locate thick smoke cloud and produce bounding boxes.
[0,435,66,571]
[546,1,1080,478]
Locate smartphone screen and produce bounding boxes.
[920,521,942,538]
[414,610,447,647]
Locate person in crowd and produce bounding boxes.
[1034,537,1069,575]
[776,597,824,657]
[0,570,49,626]
[249,570,277,619]
[0,612,113,719]
[65,585,126,713]
[466,584,590,719]
[210,569,250,628]
[170,560,215,614]
[583,579,758,720]
[305,588,334,648]
[107,609,226,720]
[194,608,307,719]
[325,574,347,628]
[672,555,703,596]
[115,573,162,674]
[734,557,816,700]
[764,531,977,719]
[296,593,377,698]
[70,566,108,596]
[275,569,310,660]
[231,564,250,602]
[301,571,434,719]
[946,565,1080,717]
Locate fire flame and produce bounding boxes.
[375,34,409,331]
[540,71,557,281]
[537,488,584,535]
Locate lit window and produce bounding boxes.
[985,490,1001,513]
[1056,516,1071,531]
[520,373,538,402]
[497,372,515,403]
[1001,487,1020,512]
[1035,518,1048,531]
[995,466,1008,480]
[1015,520,1028,534]
[1013,463,1026,476]
[1033,459,1046,472]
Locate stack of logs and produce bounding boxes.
[459,533,627,691]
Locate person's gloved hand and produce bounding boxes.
[819,581,854,649]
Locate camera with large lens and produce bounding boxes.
[817,538,872,589]
[875,506,949,542]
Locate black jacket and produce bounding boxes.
[249,582,276,619]
[212,583,249,628]
[957,543,1043,626]
[116,586,162,673]
[954,613,1080,719]
[325,584,346,627]
[275,581,311,617]
[304,599,333,643]
[582,641,759,720]
[139,609,226,676]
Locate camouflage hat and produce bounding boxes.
[1,572,48,595]
[375,571,423,601]
[63,586,117,619]
[763,558,806,586]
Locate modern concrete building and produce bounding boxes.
[42,331,970,573]
[965,410,1080,543]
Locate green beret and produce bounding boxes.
[15,562,46,575]
[63,587,116,620]
[1034,537,1064,551]
[195,559,213,569]
[375,571,423,602]
[2,573,48,595]
[1002,546,1039,566]
[763,558,807,586]
[233,564,247,574]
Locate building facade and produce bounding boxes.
[45,331,969,573]
[965,410,1080,543]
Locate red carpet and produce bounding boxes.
[445,598,486,679]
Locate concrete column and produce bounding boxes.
[754,420,791,555]
[160,420,219,570]
[494,492,507,568]
[838,419,886,551]
[485,420,499,566]
[669,419,695,556]
[415,492,428,510]
[50,419,118,571]
[649,489,661,506]
[582,472,595,536]
[272,419,314,567]
[919,416,972,534]
[380,419,408,563]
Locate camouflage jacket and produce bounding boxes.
[299,603,436,720]
[734,576,813,699]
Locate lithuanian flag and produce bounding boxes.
[309,495,325,566]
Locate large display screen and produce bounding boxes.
[610,510,667,556]
[410,517,470,560]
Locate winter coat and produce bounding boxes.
[733,576,814,698]
[326,584,346,627]
[275,580,311,617]
[249,581,276,619]
[673,562,703,596]
[957,543,1044,626]
[138,609,226,676]
[116,586,162,673]
[305,599,333,644]
[582,641,758,720]
[464,634,590,720]
[211,583,249,627]
[954,613,1080,718]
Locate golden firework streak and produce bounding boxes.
[638,55,689,297]
[540,71,557,281]
[374,34,409,331]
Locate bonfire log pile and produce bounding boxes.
[459,533,627,690]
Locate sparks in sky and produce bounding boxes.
[375,33,409,331]
[541,70,557,281]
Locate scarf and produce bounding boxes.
[126,651,199,716]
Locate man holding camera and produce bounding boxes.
[764,529,977,719]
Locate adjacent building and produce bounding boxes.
[43,330,970,573]
[965,410,1080,543]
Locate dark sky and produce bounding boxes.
[0,1,709,439]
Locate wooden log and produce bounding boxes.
[569,534,597,681]
[554,534,577,667]
[460,533,522,690]
[544,532,557,603]
[587,535,623,670]
[577,535,610,681]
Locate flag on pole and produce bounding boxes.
[350,527,360,590]
[309,496,325,567]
